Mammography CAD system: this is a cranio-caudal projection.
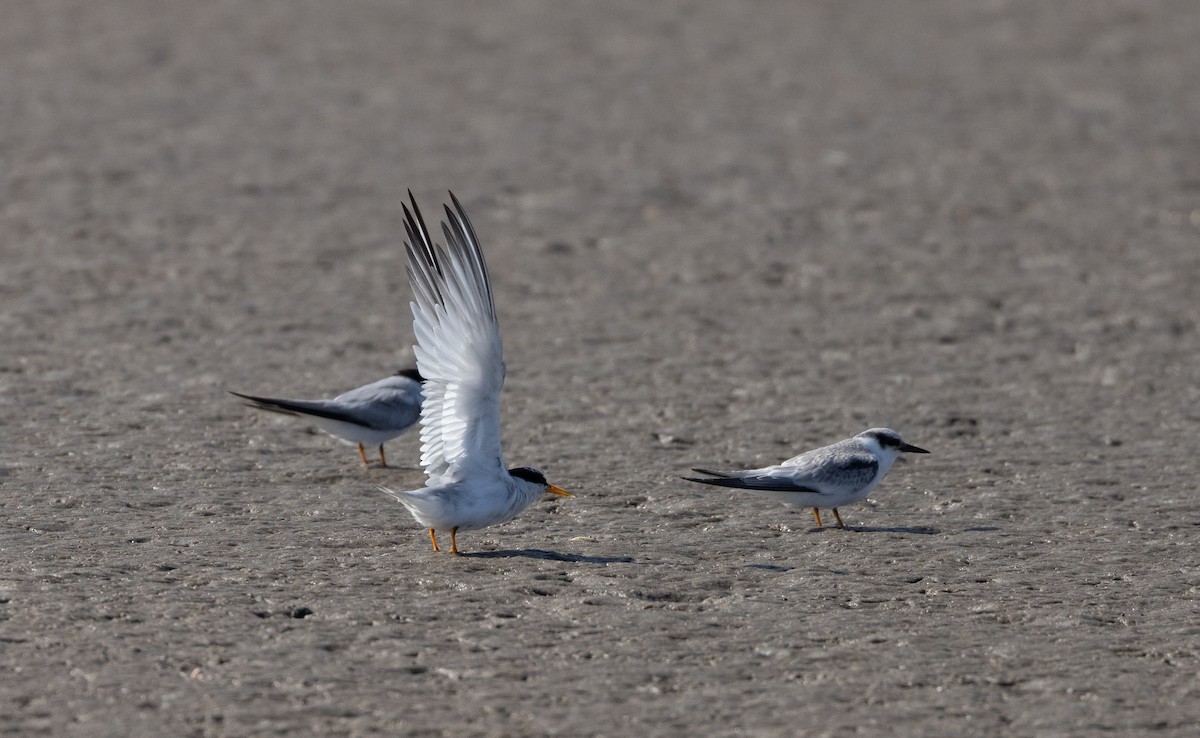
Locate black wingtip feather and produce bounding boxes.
[227,391,376,428]
[681,476,734,487]
[402,190,497,324]
[690,467,733,477]
[445,192,495,314]
[228,390,272,405]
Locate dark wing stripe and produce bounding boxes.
[441,198,496,322]
[404,192,497,323]
[403,193,444,306]
[681,475,821,493]
[449,191,494,316]
[841,457,877,471]
[228,392,374,428]
[405,192,439,268]
[690,467,735,478]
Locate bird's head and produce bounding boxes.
[857,428,930,461]
[508,466,572,499]
[395,368,425,383]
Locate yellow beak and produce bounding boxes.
[546,485,573,498]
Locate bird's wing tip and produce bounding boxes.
[378,485,404,502]
[689,467,732,477]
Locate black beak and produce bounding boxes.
[900,443,930,454]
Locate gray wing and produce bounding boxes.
[783,451,879,493]
[228,392,377,428]
[685,447,879,496]
[332,376,423,431]
[231,375,422,432]
[683,468,823,493]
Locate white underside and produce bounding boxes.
[311,417,410,447]
[393,477,543,532]
[746,482,880,509]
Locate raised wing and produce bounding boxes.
[403,192,505,484]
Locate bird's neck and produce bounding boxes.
[875,453,900,478]
[507,477,546,509]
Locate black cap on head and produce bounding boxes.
[508,467,548,486]
[863,428,930,454]
[396,368,425,382]
[872,429,903,448]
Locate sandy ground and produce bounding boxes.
[2,1,1199,736]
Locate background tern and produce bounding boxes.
[684,428,929,529]
[381,192,571,555]
[230,369,424,466]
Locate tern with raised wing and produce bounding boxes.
[381,192,572,554]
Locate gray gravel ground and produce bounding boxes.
[2,2,1199,736]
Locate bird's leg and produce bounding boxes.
[357,443,370,466]
[812,508,823,528]
[833,508,845,529]
[378,445,388,467]
[428,529,440,552]
[450,527,460,555]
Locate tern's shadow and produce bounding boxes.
[812,525,942,535]
[463,549,635,564]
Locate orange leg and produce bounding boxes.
[357,443,370,466]
[450,527,460,555]
[833,508,845,529]
[428,528,440,552]
[812,508,823,528]
[378,445,388,467]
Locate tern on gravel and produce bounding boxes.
[684,428,929,529]
[230,370,424,467]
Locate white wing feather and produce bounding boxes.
[403,192,506,485]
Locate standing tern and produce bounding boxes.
[683,428,929,529]
[230,369,424,466]
[381,192,572,554]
